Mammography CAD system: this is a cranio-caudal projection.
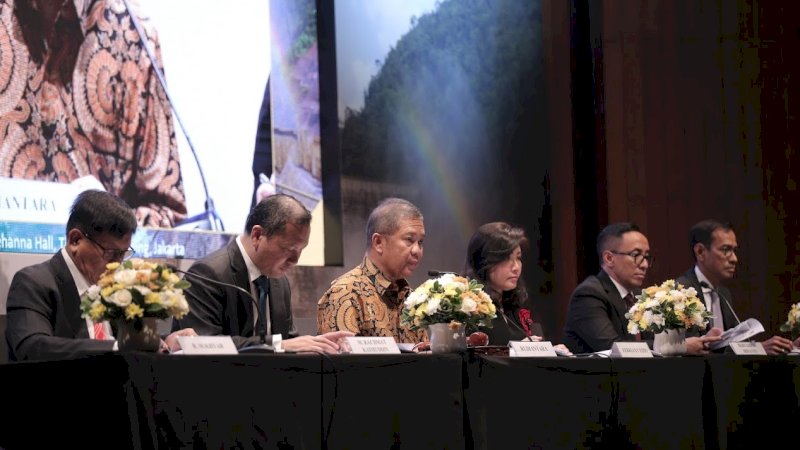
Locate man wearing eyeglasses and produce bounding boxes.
[5,190,195,361]
[562,222,719,354]
[676,219,794,355]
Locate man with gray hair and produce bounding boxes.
[317,198,427,343]
[175,194,350,353]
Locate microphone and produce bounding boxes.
[428,270,457,277]
[699,281,741,326]
[168,265,274,353]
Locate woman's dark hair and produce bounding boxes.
[463,222,528,307]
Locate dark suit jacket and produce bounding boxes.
[173,239,298,349]
[480,305,531,345]
[676,267,739,336]
[5,251,115,361]
[562,270,653,353]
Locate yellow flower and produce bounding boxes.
[98,275,114,287]
[105,262,121,271]
[89,302,107,321]
[125,303,144,320]
[145,292,162,305]
[101,286,116,298]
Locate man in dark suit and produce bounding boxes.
[676,219,793,355]
[174,194,350,352]
[562,222,718,354]
[5,190,194,361]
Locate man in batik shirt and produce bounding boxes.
[318,198,427,343]
[0,0,186,226]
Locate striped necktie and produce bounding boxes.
[93,322,107,340]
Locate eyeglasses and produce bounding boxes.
[714,245,739,258]
[83,233,135,261]
[610,249,654,267]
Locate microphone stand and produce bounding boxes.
[170,265,273,352]
[121,0,224,231]
[699,281,741,326]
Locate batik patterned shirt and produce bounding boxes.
[317,257,426,343]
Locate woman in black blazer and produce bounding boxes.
[463,222,537,344]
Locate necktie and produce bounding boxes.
[710,290,724,329]
[93,322,107,340]
[624,293,636,308]
[623,293,641,341]
[254,276,271,335]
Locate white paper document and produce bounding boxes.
[708,318,765,350]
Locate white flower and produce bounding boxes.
[650,312,665,327]
[684,287,697,298]
[426,297,441,315]
[113,269,138,286]
[438,273,456,284]
[107,289,133,307]
[133,285,152,296]
[628,321,640,334]
[461,297,477,313]
[405,290,427,308]
[654,290,666,299]
[85,285,101,301]
[670,290,685,301]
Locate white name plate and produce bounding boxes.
[730,341,767,355]
[343,336,400,354]
[611,342,653,358]
[509,340,557,357]
[177,336,238,355]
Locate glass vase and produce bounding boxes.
[115,317,161,352]
[427,322,467,353]
[653,328,686,356]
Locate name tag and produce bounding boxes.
[509,340,557,357]
[343,336,400,354]
[178,336,238,355]
[730,341,767,355]
[611,341,653,358]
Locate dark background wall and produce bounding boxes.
[555,0,800,339]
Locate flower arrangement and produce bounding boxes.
[401,273,497,330]
[779,302,800,338]
[625,279,711,335]
[80,259,191,323]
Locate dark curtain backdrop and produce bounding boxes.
[556,0,800,339]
